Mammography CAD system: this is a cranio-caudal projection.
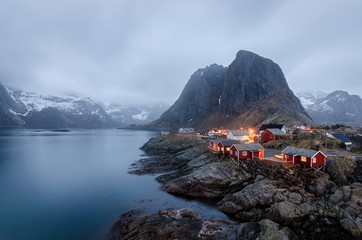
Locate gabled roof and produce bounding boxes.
[217,139,240,146]
[266,128,286,135]
[232,143,264,151]
[228,130,248,136]
[259,124,285,131]
[282,146,326,158]
[330,133,352,143]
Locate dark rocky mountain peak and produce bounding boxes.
[152,64,227,129]
[220,50,290,115]
[144,50,312,130]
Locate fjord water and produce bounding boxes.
[0,129,226,240]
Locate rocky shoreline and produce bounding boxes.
[113,135,361,240]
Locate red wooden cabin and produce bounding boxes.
[217,139,240,155]
[282,146,327,167]
[208,139,221,153]
[208,139,240,154]
[230,143,264,160]
[261,128,288,142]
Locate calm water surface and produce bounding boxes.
[0,129,227,240]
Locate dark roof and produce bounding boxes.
[259,124,285,131]
[232,143,264,151]
[330,133,352,143]
[217,139,240,146]
[266,128,286,135]
[282,146,325,158]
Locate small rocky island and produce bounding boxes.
[111,135,361,240]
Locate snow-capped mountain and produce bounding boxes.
[296,91,362,126]
[0,82,168,128]
[103,103,169,125]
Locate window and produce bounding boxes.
[301,157,306,162]
[230,150,233,155]
[226,147,230,151]
[312,157,317,163]
[221,147,224,151]
[242,151,247,156]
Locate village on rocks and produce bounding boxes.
[111,123,362,240]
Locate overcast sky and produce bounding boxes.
[0,0,361,104]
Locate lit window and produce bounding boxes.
[312,157,317,163]
[301,157,306,162]
[226,147,230,151]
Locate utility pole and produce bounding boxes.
[325,129,328,152]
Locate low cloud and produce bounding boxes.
[0,0,361,104]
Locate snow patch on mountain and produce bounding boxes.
[132,110,149,121]
[297,90,362,126]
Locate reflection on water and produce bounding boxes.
[0,129,227,240]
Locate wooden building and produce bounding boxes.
[229,143,264,160]
[208,139,240,154]
[261,128,288,142]
[282,146,327,167]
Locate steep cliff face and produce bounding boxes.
[0,83,26,126]
[145,50,311,130]
[150,64,227,129]
[220,50,290,115]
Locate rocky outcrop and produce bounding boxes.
[326,156,357,185]
[125,135,361,239]
[111,208,298,240]
[144,50,312,130]
[163,161,252,198]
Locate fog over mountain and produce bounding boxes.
[0,82,168,128]
[0,0,361,105]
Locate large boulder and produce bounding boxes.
[218,179,286,215]
[163,161,252,198]
[326,156,356,185]
[266,201,313,224]
[113,208,298,240]
[257,219,299,240]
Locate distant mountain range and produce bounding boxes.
[142,50,312,130]
[296,90,362,126]
[0,83,168,128]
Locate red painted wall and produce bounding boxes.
[311,152,326,166]
[261,129,275,142]
[230,145,238,158]
[218,142,232,154]
[289,152,326,167]
[252,152,260,159]
[238,150,251,159]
